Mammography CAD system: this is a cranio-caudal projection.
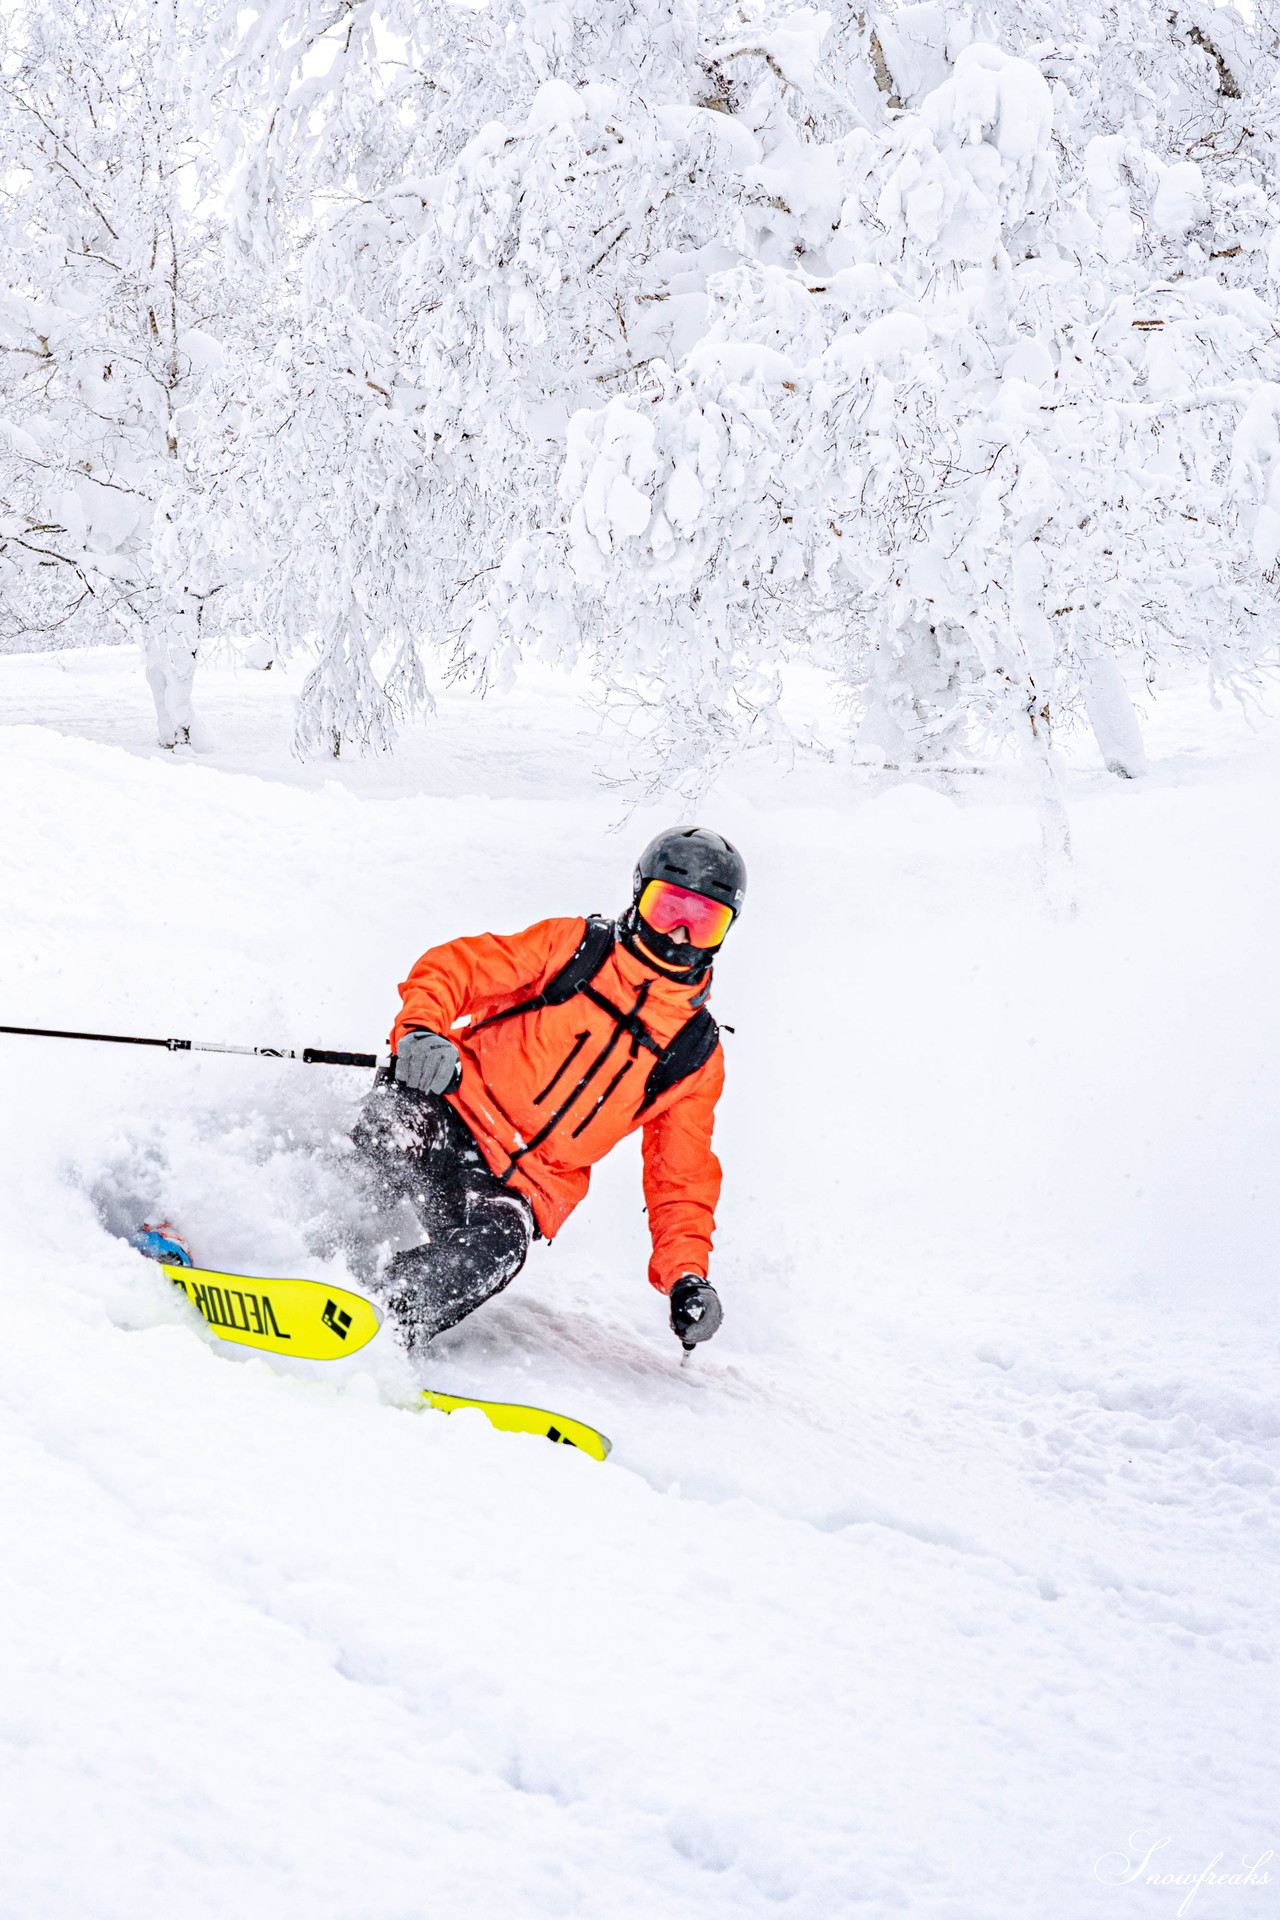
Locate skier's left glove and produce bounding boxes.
[670,1275,722,1349]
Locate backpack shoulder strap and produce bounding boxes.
[639,1007,720,1113]
[472,916,615,1032]
[541,915,615,1004]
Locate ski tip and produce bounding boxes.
[420,1389,611,1462]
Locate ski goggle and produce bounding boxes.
[637,879,735,950]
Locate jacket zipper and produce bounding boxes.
[570,1058,634,1138]
[533,1031,590,1107]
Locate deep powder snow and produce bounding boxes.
[0,650,1276,1919]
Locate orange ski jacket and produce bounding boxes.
[390,917,724,1292]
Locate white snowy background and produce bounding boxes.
[2,0,1279,1914]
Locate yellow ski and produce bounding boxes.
[161,1263,611,1459]
[420,1390,611,1461]
[164,1265,381,1359]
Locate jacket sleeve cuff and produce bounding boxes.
[647,1268,705,1296]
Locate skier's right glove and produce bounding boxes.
[669,1275,722,1349]
[393,1028,462,1097]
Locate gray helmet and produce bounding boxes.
[633,828,747,914]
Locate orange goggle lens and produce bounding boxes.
[638,879,735,949]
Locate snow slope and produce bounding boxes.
[1,650,1277,1919]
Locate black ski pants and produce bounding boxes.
[352,1072,533,1343]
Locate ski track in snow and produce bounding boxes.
[0,651,1277,1919]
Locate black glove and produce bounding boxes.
[394,1028,462,1097]
[669,1275,722,1348]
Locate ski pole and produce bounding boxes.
[0,1023,378,1068]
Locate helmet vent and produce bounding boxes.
[635,826,746,917]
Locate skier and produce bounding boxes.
[354,828,745,1354]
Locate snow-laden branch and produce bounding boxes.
[6,0,1280,789]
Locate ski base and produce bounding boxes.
[159,1262,611,1459]
[164,1265,381,1359]
[420,1389,611,1461]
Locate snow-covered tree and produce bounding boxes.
[182,0,1280,797]
[549,6,1280,802]
[176,0,783,755]
[14,0,1237,805]
[0,0,247,746]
